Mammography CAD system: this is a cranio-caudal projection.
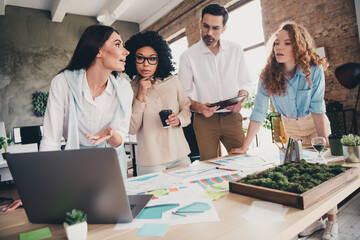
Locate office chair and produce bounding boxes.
[0,174,14,205]
[183,113,200,162]
[20,126,42,151]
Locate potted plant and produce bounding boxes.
[63,209,88,240]
[340,134,360,163]
[0,137,13,159]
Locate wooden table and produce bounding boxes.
[0,161,359,240]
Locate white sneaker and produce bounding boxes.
[298,219,325,237]
[322,220,338,240]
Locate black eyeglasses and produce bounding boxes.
[135,55,159,65]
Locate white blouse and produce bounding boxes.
[40,72,132,151]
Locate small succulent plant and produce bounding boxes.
[340,134,360,146]
[0,137,13,152]
[64,209,87,225]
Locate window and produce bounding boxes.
[223,0,267,90]
[169,33,188,73]
[222,0,270,147]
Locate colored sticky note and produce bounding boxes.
[137,204,179,219]
[177,202,210,213]
[201,189,227,200]
[168,187,179,192]
[130,174,158,182]
[147,189,168,197]
[19,227,52,240]
[136,223,170,237]
[210,181,229,190]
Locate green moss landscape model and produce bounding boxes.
[239,160,347,194]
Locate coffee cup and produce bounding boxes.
[159,109,172,128]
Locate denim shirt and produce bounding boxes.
[250,65,326,123]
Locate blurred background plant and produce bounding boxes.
[325,98,344,134]
[243,92,272,130]
[32,91,49,117]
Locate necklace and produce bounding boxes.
[284,68,296,80]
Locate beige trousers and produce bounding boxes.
[281,114,331,145]
[193,112,245,160]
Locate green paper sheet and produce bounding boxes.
[201,189,227,200]
[147,189,169,197]
[210,181,229,190]
[137,204,179,219]
[136,223,170,237]
[19,227,52,240]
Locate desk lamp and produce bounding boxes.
[335,62,360,133]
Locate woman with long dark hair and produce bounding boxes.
[40,25,132,178]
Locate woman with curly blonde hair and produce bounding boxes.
[231,21,337,240]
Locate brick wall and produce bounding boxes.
[145,0,360,133]
[145,0,239,46]
[260,0,360,133]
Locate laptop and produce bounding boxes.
[6,148,152,224]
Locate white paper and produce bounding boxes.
[114,184,219,230]
[241,201,289,228]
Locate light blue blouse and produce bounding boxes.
[250,65,326,123]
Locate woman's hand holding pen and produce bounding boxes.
[166,113,180,127]
[136,77,153,102]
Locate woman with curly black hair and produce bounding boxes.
[125,31,191,175]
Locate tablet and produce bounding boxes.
[209,95,246,110]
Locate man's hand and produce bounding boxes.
[136,77,153,102]
[200,103,220,117]
[86,126,115,146]
[226,90,248,113]
[226,102,242,113]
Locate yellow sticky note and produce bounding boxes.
[200,189,227,200]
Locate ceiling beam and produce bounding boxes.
[106,0,133,26]
[0,0,7,15]
[140,0,183,31]
[51,0,72,22]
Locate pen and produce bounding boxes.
[284,138,292,162]
[172,212,187,217]
[176,211,204,213]
[279,137,285,148]
[216,166,238,171]
[273,140,284,151]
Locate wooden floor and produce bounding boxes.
[297,190,360,240]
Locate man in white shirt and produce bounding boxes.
[178,4,252,160]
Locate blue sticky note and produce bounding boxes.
[177,202,210,213]
[136,223,170,237]
[137,204,179,219]
[129,174,158,182]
